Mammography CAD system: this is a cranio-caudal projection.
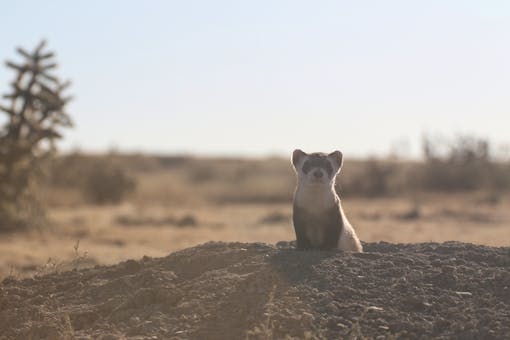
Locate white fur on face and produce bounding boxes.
[294,155,338,212]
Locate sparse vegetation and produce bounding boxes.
[42,137,510,207]
[35,240,89,277]
[46,153,387,204]
[82,157,136,204]
[115,213,197,228]
[0,41,72,231]
[420,135,510,191]
[339,158,398,197]
[49,153,137,204]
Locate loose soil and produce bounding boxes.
[1,241,509,339]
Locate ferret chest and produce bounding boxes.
[294,186,336,213]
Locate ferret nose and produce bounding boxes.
[313,170,323,178]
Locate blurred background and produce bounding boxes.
[1,0,509,278]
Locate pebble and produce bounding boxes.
[455,291,473,297]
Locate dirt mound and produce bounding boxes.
[1,241,509,339]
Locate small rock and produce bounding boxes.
[367,306,384,312]
[455,291,472,297]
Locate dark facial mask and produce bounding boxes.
[302,156,334,177]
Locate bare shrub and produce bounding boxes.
[82,158,137,204]
[420,135,510,191]
[48,153,137,204]
[338,158,397,197]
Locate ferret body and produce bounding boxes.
[291,149,363,252]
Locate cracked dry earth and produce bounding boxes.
[1,241,509,339]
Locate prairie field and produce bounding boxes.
[1,154,509,279]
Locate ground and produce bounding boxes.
[1,157,510,338]
[1,241,509,339]
[1,194,509,279]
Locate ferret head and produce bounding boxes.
[292,149,343,186]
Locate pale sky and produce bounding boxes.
[1,1,509,158]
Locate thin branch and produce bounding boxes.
[16,47,31,59]
[39,52,55,60]
[35,40,47,55]
[5,61,25,72]
[39,72,58,83]
[41,63,57,71]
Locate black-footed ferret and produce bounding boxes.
[291,149,362,252]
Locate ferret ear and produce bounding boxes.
[292,149,307,168]
[328,150,343,172]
